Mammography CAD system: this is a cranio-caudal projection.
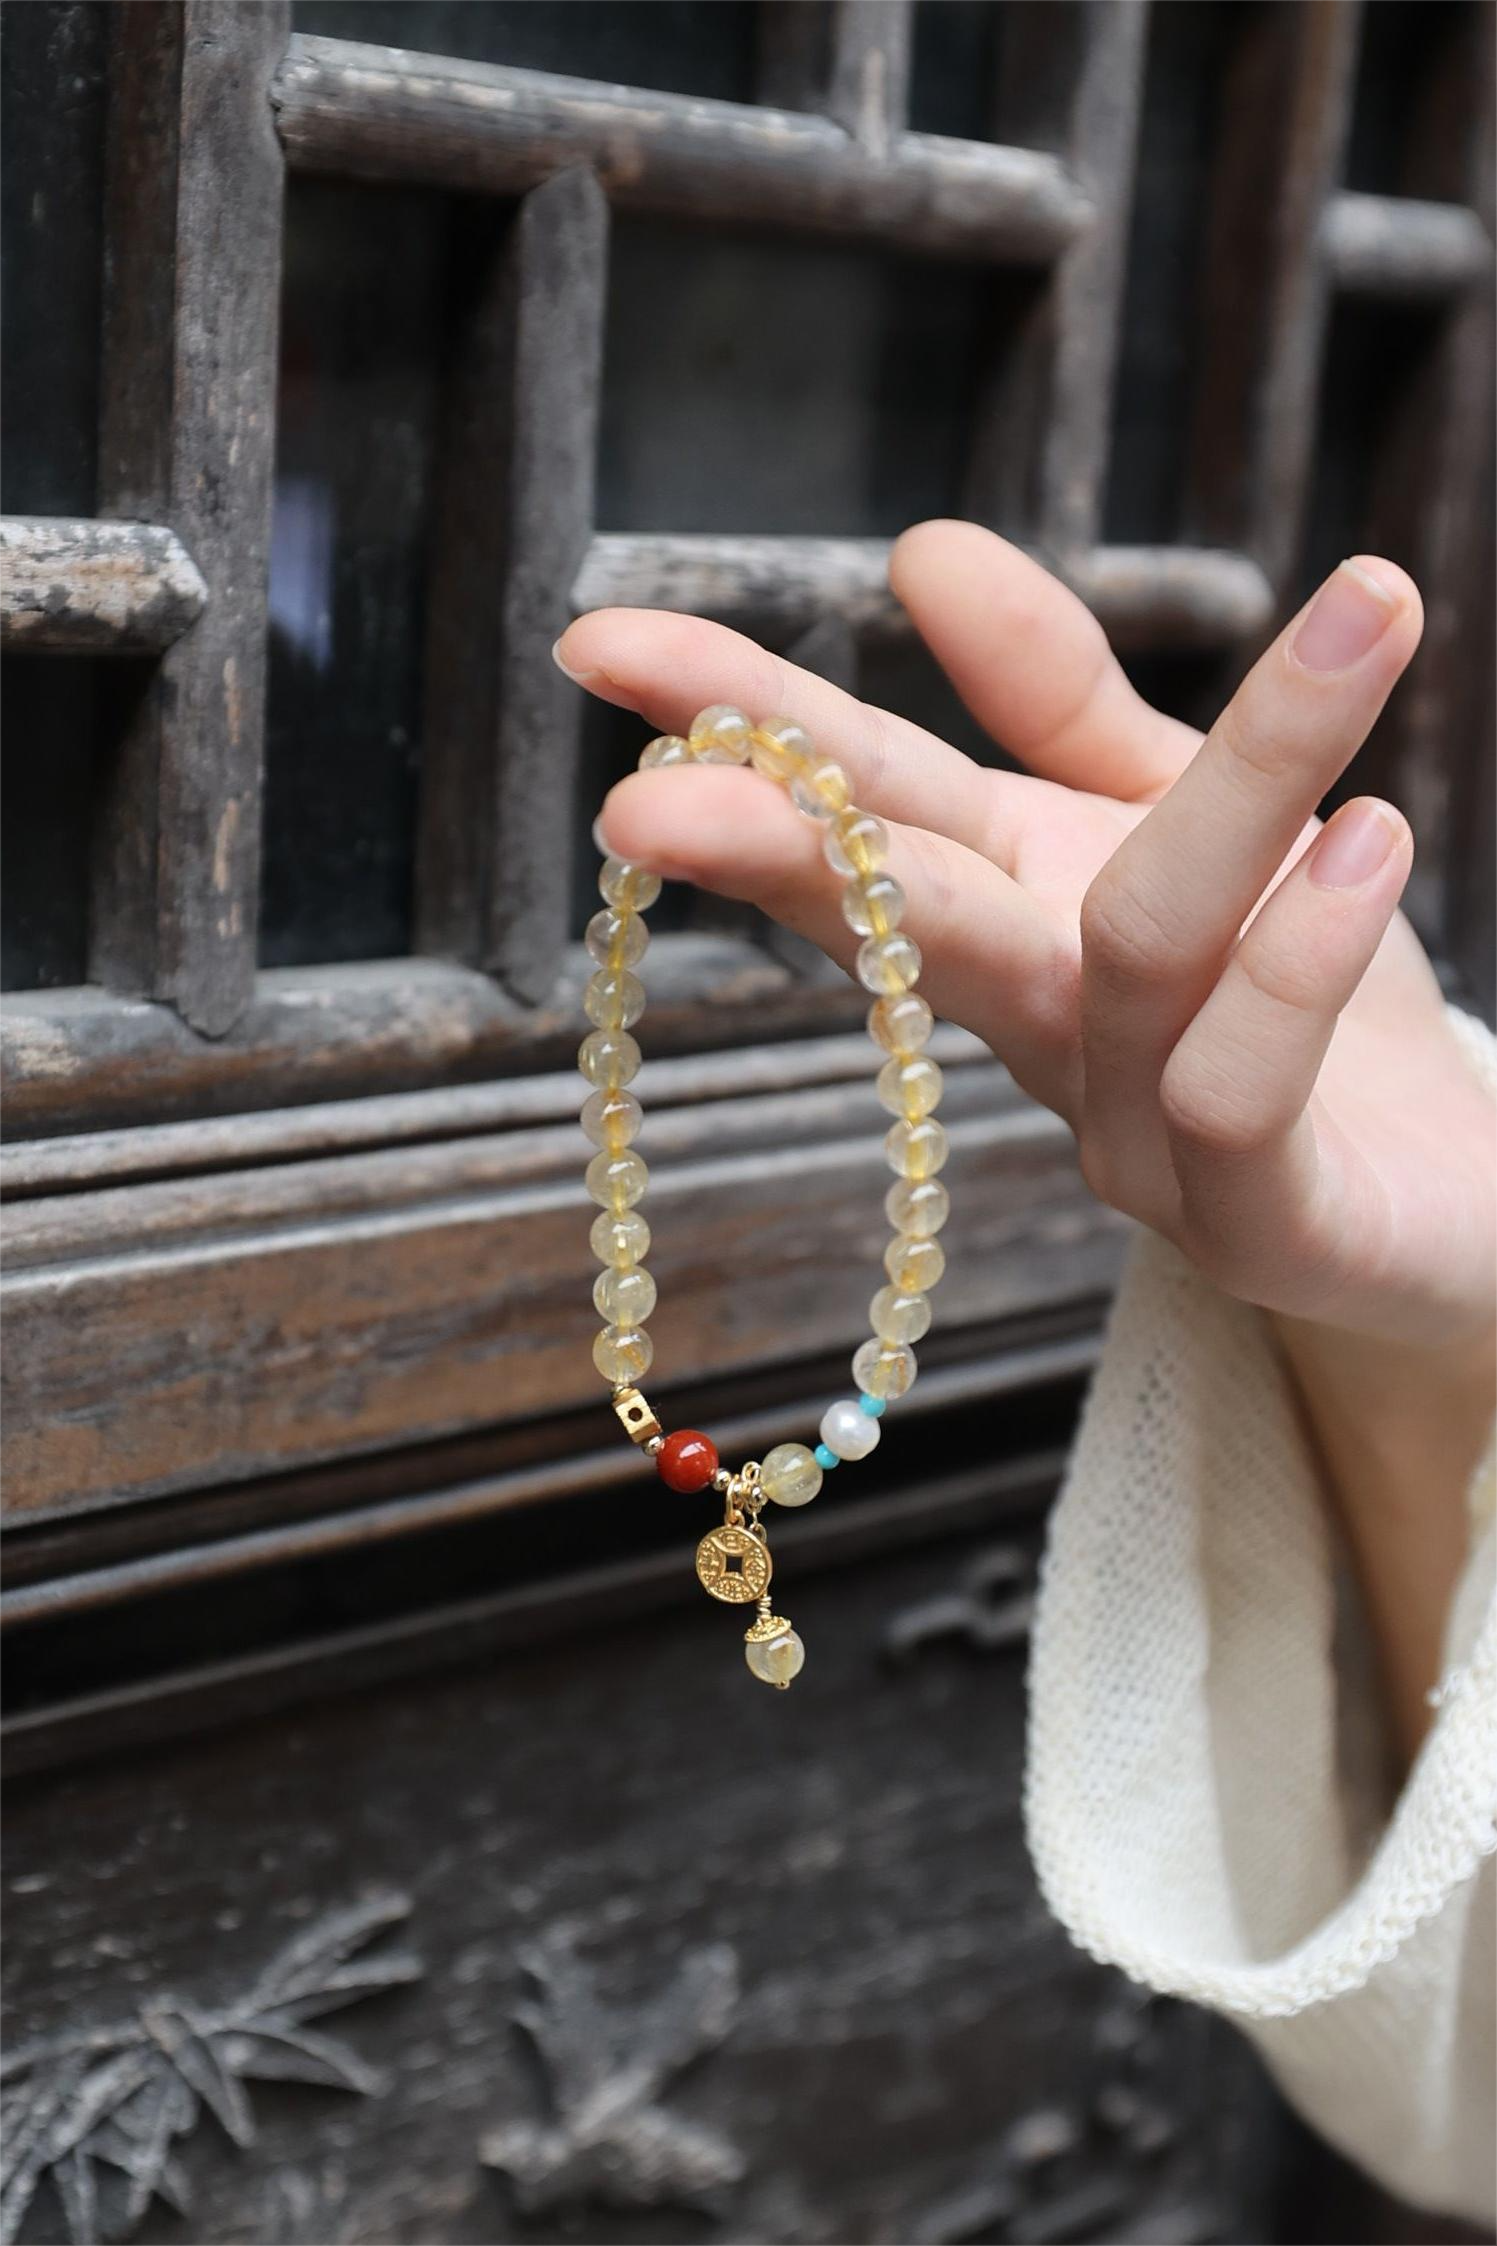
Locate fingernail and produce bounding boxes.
[552,638,601,686]
[1308,800,1399,889]
[1292,559,1398,674]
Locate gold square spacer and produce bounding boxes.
[612,1386,661,1444]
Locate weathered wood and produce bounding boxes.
[1067,545,1276,651]
[0,942,871,1139]
[0,1075,1124,1515]
[1323,189,1493,300]
[271,35,1086,264]
[0,517,206,654]
[1189,1,1361,590]
[573,531,1275,649]
[92,0,290,1037]
[1046,0,1152,557]
[827,0,913,156]
[417,168,608,1002]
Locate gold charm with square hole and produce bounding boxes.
[695,1523,772,1604]
[612,1387,661,1444]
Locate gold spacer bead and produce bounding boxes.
[612,1386,662,1444]
[712,1467,734,1494]
[644,1434,665,1456]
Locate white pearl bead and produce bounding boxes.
[819,1397,880,1461]
[745,1628,805,1686]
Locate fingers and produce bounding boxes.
[598,766,1081,1114]
[556,606,1016,868]
[1157,798,1413,1315]
[1077,556,1423,1207]
[890,520,1199,800]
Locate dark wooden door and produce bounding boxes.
[2,4,1492,2241]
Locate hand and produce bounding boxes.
[559,522,1493,1357]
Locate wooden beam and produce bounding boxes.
[271,35,1086,264]
[93,0,290,1037]
[0,517,206,654]
[573,531,1273,649]
[1323,190,1492,300]
[417,168,608,1002]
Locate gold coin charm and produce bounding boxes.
[695,1523,772,1604]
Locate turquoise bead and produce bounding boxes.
[858,1393,887,1417]
[814,1443,840,1470]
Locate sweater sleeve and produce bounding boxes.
[1024,1011,1497,2225]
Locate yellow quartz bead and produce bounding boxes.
[580,1087,642,1149]
[842,874,906,939]
[586,1148,648,1209]
[594,1265,657,1325]
[591,1208,650,1265]
[593,1324,654,1383]
[577,1028,642,1088]
[886,1118,949,1179]
[885,1177,950,1236]
[584,967,645,1030]
[640,734,689,768]
[885,1233,945,1291]
[585,907,648,969]
[867,992,933,1054]
[760,1441,823,1508]
[689,704,753,763]
[790,760,851,818]
[857,930,922,996]
[877,1055,943,1119]
[749,717,813,782]
[599,857,662,912]
[869,1284,931,1345]
[853,1336,917,1400]
[825,810,889,879]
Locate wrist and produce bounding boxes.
[1269,1311,1495,1763]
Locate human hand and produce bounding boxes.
[558,523,1494,1357]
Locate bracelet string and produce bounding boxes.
[580,704,951,1688]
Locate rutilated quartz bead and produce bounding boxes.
[580,1087,642,1148]
[591,1208,650,1266]
[885,1233,945,1292]
[886,1118,949,1179]
[877,1054,942,1118]
[853,1336,917,1401]
[841,873,906,939]
[585,907,649,968]
[584,967,645,1030]
[689,703,753,763]
[640,733,689,767]
[745,1625,806,1687]
[856,930,922,996]
[791,760,851,819]
[594,1265,657,1325]
[749,717,813,782]
[885,1176,950,1236]
[867,991,933,1055]
[760,1441,823,1508]
[825,810,889,879]
[577,1028,642,1088]
[869,1284,931,1345]
[586,1148,649,1209]
[599,857,662,912]
[593,1324,653,1383]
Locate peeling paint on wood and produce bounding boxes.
[0,517,207,654]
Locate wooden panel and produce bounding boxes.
[92,0,289,1036]
[0,1513,1280,2244]
[0,1053,1126,1516]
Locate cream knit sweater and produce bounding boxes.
[1025,1012,1497,2225]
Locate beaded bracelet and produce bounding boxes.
[580,703,949,1690]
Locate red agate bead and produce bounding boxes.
[656,1429,718,1493]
